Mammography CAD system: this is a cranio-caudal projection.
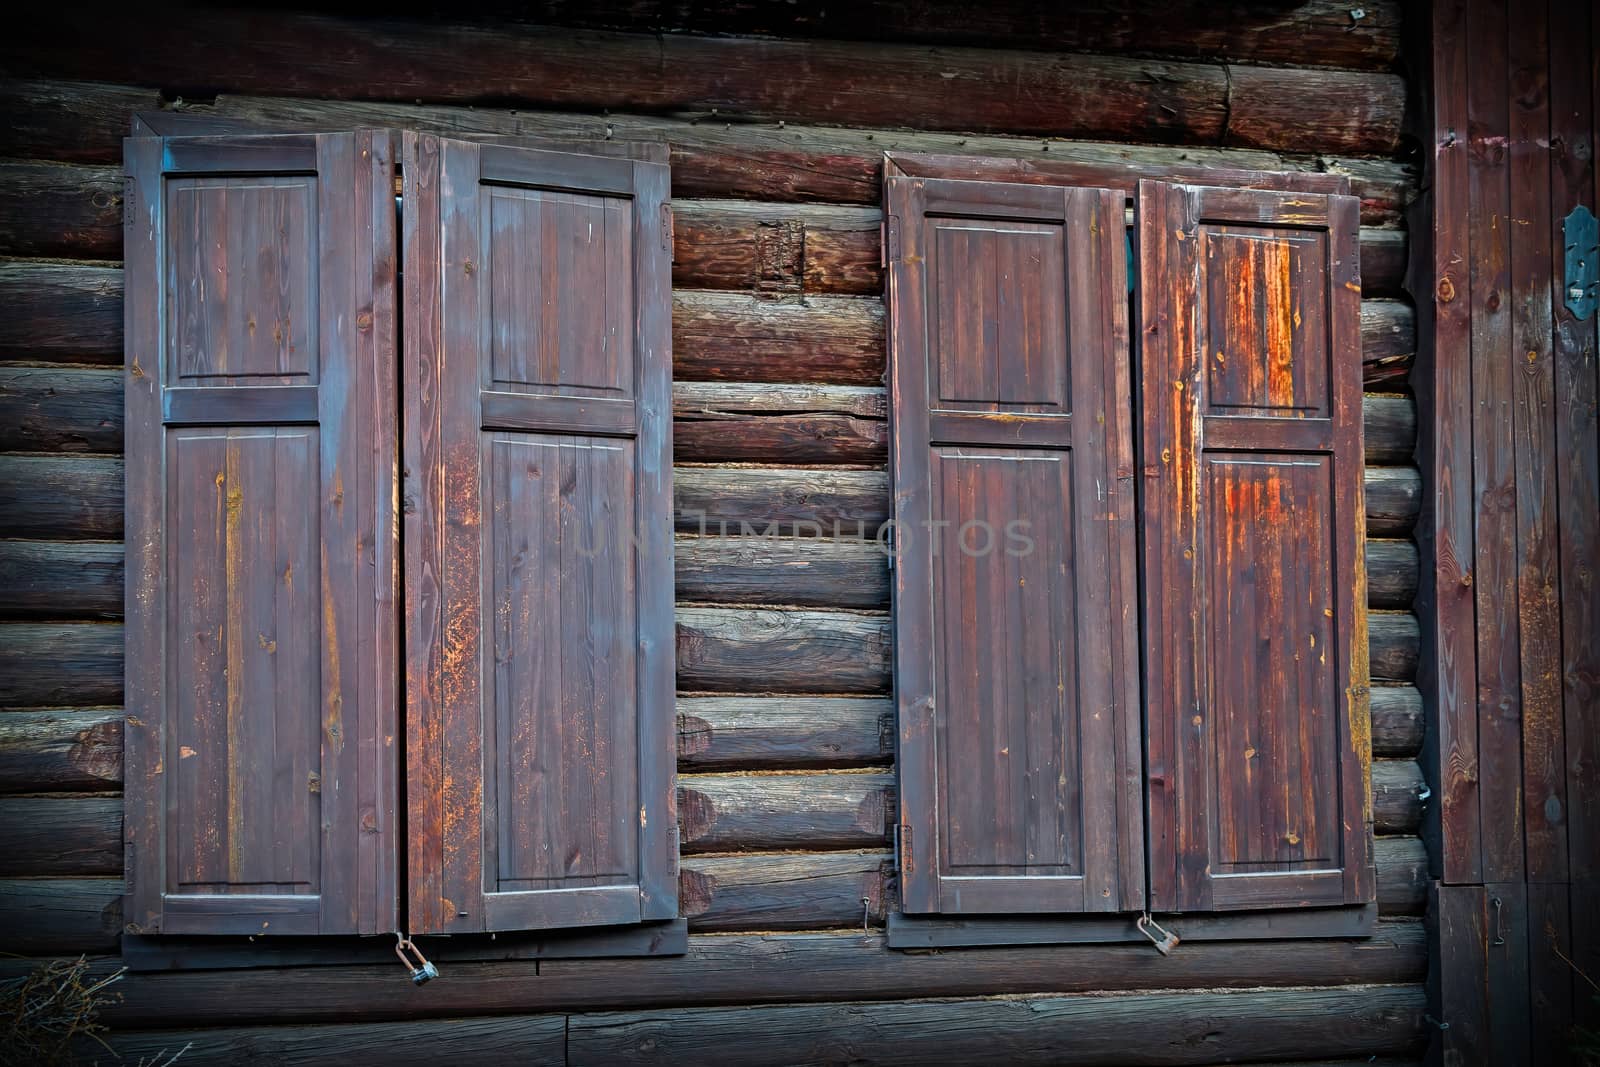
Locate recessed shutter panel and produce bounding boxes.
[122,132,399,936]
[1138,180,1374,912]
[887,177,1144,915]
[404,134,676,934]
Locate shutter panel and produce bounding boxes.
[1138,180,1374,912]
[403,134,676,933]
[122,132,399,936]
[888,177,1144,915]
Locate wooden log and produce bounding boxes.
[0,708,122,792]
[519,0,1405,72]
[1362,299,1417,389]
[0,262,121,361]
[1373,760,1426,836]
[1369,612,1420,682]
[1371,685,1425,758]
[1364,394,1416,464]
[1365,466,1421,536]
[0,795,121,876]
[0,79,159,163]
[0,621,122,708]
[3,13,1406,155]
[674,291,884,385]
[680,850,889,930]
[0,540,123,618]
[1367,538,1420,609]
[1362,227,1408,296]
[679,771,894,853]
[0,877,121,954]
[673,382,887,464]
[675,536,889,608]
[677,696,892,770]
[0,160,122,260]
[0,455,123,539]
[102,1016,567,1066]
[1375,835,1427,915]
[564,984,1426,1065]
[0,365,122,452]
[676,607,890,694]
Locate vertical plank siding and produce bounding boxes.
[0,8,1433,1059]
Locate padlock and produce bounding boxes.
[410,960,440,986]
[395,935,440,985]
[1135,914,1180,956]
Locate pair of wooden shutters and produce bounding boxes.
[122,130,675,937]
[889,176,1374,915]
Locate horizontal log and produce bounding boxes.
[0,365,122,452]
[1369,612,1420,682]
[1365,466,1421,536]
[1371,686,1424,758]
[565,984,1425,1065]
[680,850,889,930]
[673,382,887,464]
[4,14,1406,154]
[0,539,123,618]
[0,877,121,954]
[0,795,121,876]
[0,454,123,539]
[1364,394,1415,464]
[521,0,1404,71]
[0,261,121,361]
[674,535,889,608]
[0,621,122,708]
[0,160,122,260]
[676,606,890,694]
[679,771,894,853]
[103,1015,567,1066]
[1373,760,1426,836]
[675,291,885,385]
[1362,227,1408,296]
[0,708,122,792]
[1367,539,1419,609]
[676,467,889,534]
[1362,299,1416,389]
[677,696,892,770]
[0,80,158,162]
[1375,835,1427,915]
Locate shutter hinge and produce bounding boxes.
[662,203,675,254]
[896,823,914,875]
[882,523,894,571]
[882,215,901,267]
[123,177,137,227]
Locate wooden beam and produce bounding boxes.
[1370,612,1421,682]
[0,795,120,876]
[103,1015,568,1065]
[0,365,122,453]
[0,708,122,792]
[677,696,892,770]
[0,160,122,260]
[0,79,159,163]
[1367,539,1420,609]
[1372,760,1426,835]
[2,14,1405,154]
[563,984,1426,1065]
[674,291,884,385]
[675,467,889,535]
[0,455,123,538]
[1362,299,1418,390]
[675,607,891,694]
[1375,835,1428,915]
[0,877,121,954]
[1365,466,1422,536]
[1371,686,1425,758]
[680,850,889,930]
[0,540,123,618]
[0,621,122,707]
[0,262,121,362]
[679,771,894,853]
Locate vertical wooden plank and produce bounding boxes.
[1551,0,1600,890]
[1508,0,1567,884]
[1467,0,1527,886]
[1483,882,1532,1065]
[1432,883,1490,1065]
[1526,882,1575,1065]
[404,130,447,934]
[1416,0,1484,887]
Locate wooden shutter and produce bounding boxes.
[403,133,676,933]
[887,177,1144,915]
[122,132,399,936]
[1139,180,1374,912]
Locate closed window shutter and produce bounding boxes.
[1138,180,1375,912]
[122,131,400,936]
[403,133,677,933]
[887,177,1145,915]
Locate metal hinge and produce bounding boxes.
[123,177,137,227]
[882,215,901,267]
[662,203,675,254]
[896,823,914,875]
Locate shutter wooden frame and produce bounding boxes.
[403,132,677,934]
[1139,179,1375,913]
[122,131,400,936]
[887,175,1145,916]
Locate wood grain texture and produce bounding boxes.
[676,607,890,694]
[0,795,120,875]
[673,291,884,385]
[0,708,122,791]
[3,13,1405,154]
[678,772,894,852]
[0,540,123,618]
[679,850,889,930]
[676,696,892,770]
[0,877,122,953]
[0,160,123,259]
[0,621,121,707]
[0,365,122,453]
[0,79,159,161]
[0,262,121,362]
[564,985,1426,1065]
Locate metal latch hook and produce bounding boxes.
[395,934,440,985]
[1136,914,1180,956]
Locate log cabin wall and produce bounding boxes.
[0,6,1432,1062]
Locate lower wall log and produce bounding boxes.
[0,877,121,954]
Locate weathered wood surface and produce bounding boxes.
[521,0,1404,71]
[0,708,122,792]
[563,984,1425,1065]
[0,795,120,875]
[0,161,122,260]
[677,696,892,770]
[675,607,892,694]
[0,365,122,452]
[676,468,890,534]
[680,850,890,930]
[679,772,894,852]
[1369,613,1421,682]
[0,878,121,953]
[0,622,122,707]
[0,80,159,162]
[0,263,122,361]
[0,540,123,618]
[1371,686,1425,758]
[1375,836,1428,915]
[0,456,123,539]
[1365,466,1422,536]
[4,14,1406,154]
[1372,761,1426,835]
